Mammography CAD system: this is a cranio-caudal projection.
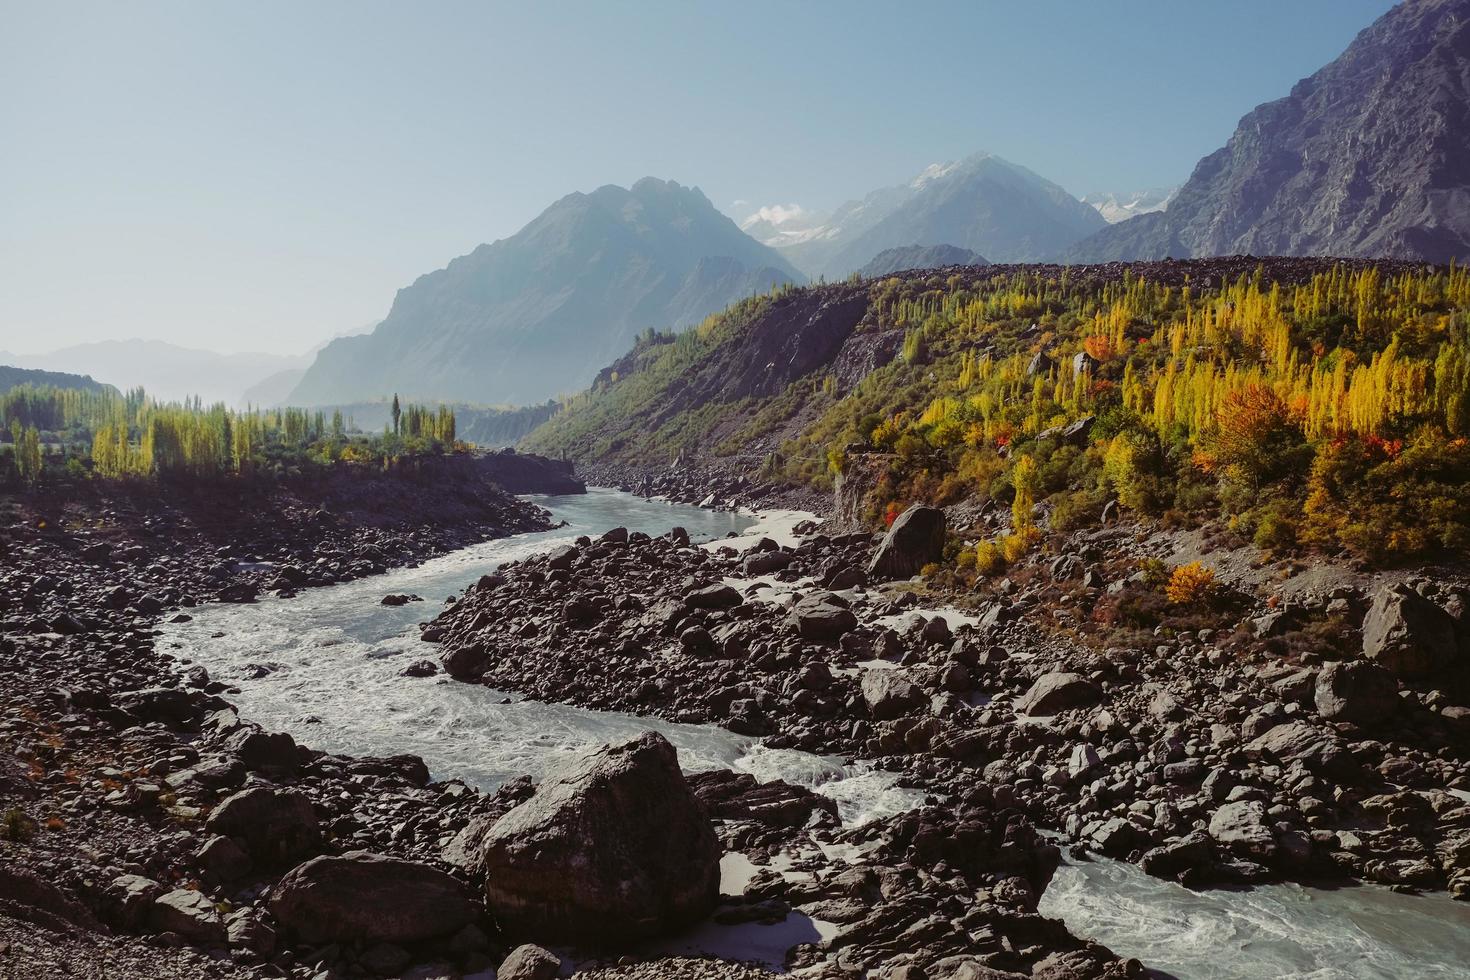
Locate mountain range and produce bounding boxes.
[286,179,800,407]
[743,154,1107,279]
[1070,0,1470,263]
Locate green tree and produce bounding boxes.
[391,394,402,436]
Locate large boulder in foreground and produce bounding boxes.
[270,851,478,944]
[480,731,719,944]
[867,505,945,580]
[1361,585,1458,680]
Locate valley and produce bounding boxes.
[7,1,1470,978]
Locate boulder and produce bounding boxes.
[742,551,793,576]
[1245,721,1352,775]
[151,889,227,946]
[1314,660,1399,724]
[1015,672,1101,716]
[685,584,742,610]
[1208,801,1277,861]
[480,731,719,943]
[442,643,490,680]
[205,786,320,865]
[0,866,101,933]
[868,505,946,580]
[789,592,858,643]
[270,851,478,944]
[1140,831,1215,880]
[1361,585,1458,679]
[498,944,562,980]
[860,670,926,721]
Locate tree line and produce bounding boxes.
[1,388,459,486]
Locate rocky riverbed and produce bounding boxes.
[8,468,1470,979]
[0,480,1136,980]
[422,501,1470,903]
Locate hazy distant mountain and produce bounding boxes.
[240,368,307,407]
[1081,187,1178,224]
[4,341,308,406]
[1069,0,1470,263]
[289,178,800,407]
[857,244,988,277]
[0,363,115,396]
[759,154,1106,279]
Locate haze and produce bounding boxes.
[1,0,1393,356]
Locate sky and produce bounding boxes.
[0,0,1397,357]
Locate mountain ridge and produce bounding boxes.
[288,178,799,407]
[1068,0,1470,263]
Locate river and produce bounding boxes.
[157,489,1470,979]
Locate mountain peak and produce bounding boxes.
[771,152,1103,277]
[1068,0,1470,263]
[288,178,798,407]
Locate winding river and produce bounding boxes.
[158,489,1470,979]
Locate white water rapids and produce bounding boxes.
[157,489,1470,978]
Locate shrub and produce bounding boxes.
[1166,562,1216,605]
[1,807,36,842]
[975,540,1006,575]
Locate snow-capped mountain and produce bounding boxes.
[1081,187,1179,224]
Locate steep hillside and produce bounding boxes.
[526,258,1470,567]
[1070,0,1470,263]
[773,155,1105,278]
[0,364,114,395]
[858,244,988,277]
[289,179,799,407]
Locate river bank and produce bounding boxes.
[162,490,1470,977]
[0,484,1134,979]
[8,480,1470,978]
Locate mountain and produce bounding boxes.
[857,244,988,278]
[763,155,1106,279]
[1081,187,1178,224]
[0,364,115,395]
[241,368,308,407]
[288,178,801,407]
[3,342,308,405]
[1069,0,1470,263]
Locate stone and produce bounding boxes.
[497,944,562,980]
[205,786,320,865]
[442,643,490,680]
[106,874,163,930]
[270,851,478,944]
[860,670,926,721]
[1245,721,1352,775]
[1314,660,1399,724]
[1361,585,1458,679]
[151,889,227,946]
[1015,672,1101,716]
[480,731,719,943]
[196,835,251,881]
[227,910,277,959]
[743,551,793,576]
[685,583,742,609]
[789,592,858,643]
[1140,831,1215,879]
[1208,801,1277,861]
[868,505,946,580]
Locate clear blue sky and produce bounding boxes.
[0,0,1397,356]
